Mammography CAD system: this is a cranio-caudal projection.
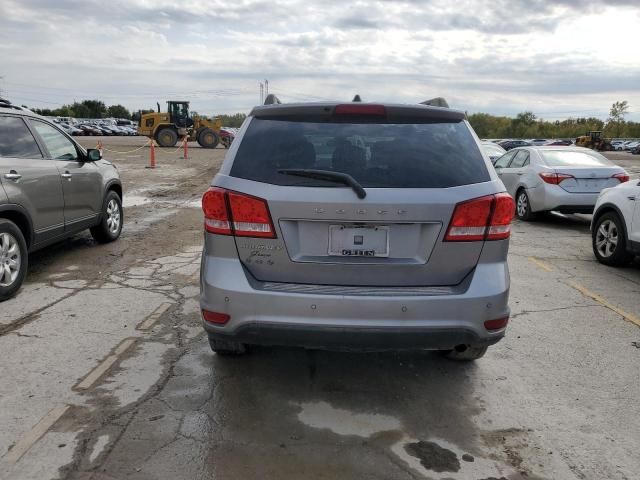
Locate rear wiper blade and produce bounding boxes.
[277,169,366,199]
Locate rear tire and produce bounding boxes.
[91,191,123,243]
[0,219,28,302]
[442,345,488,361]
[515,189,536,221]
[592,212,632,267]
[197,128,220,149]
[208,336,247,355]
[156,128,178,147]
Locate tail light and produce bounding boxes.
[612,173,629,183]
[202,187,275,238]
[484,317,509,331]
[202,187,232,235]
[202,310,230,325]
[334,104,386,116]
[445,193,514,242]
[539,172,574,184]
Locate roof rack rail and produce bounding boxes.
[264,94,282,105]
[420,97,449,108]
[0,98,24,111]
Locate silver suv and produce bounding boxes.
[199,101,513,360]
[0,100,123,301]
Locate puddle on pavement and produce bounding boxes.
[297,401,400,437]
[296,400,518,479]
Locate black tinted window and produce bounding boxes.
[230,118,489,188]
[0,116,43,158]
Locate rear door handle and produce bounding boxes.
[3,172,21,181]
[61,171,72,179]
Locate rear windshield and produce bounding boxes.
[541,150,613,167]
[230,118,489,188]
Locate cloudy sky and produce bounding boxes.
[1,0,639,120]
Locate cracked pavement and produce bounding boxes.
[1,140,639,480]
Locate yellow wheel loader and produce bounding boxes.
[575,131,613,151]
[137,101,223,148]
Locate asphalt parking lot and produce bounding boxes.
[1,137,639,480]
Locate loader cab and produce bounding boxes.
[167,101,193,128]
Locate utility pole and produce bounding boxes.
[259,83,264,105]
[264,79,269,97]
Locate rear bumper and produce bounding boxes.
[528,185,598,213]
[206,322,503,351]
[199,253,510,351]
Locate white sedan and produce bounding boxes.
[493,146,629,221]
[591,178,640,266]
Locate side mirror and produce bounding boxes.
[86,149,102,162]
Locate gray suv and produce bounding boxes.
[200,101,513,360]
[0,101,123,301]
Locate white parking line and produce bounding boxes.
[74,338,137,390]
[2,404,70,464]
[137,302,173,331]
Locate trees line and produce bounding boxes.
[469,101,638,139]
[25,100,638,137]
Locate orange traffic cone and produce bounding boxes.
[147,140,156,169]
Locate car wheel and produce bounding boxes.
[442,345,488,361]
[208,336,247,355]
[592,212,632,266]
[91,191,123,244]
[0,219,28,302]
[156,128,178,147]
[515,189,536,221]
[197,128,220,149]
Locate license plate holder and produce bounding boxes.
[328,225,389,257]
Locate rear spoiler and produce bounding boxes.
[250,103,465,121]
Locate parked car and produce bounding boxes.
[60,123,83,136]
[631,145,640,155]
[591,177,640,266]
[544,139,572,146]
[200,101,514,360]
[493,146,628,220]
[611,140,625,151]
[528,139,548,146]
[77,124,102,136]
[219,128,235,149]
[481,141,507,162]
[0,102,123,300]
[498,139,533,151]
[623,141,639,151]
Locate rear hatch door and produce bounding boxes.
[220,105,498,287]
